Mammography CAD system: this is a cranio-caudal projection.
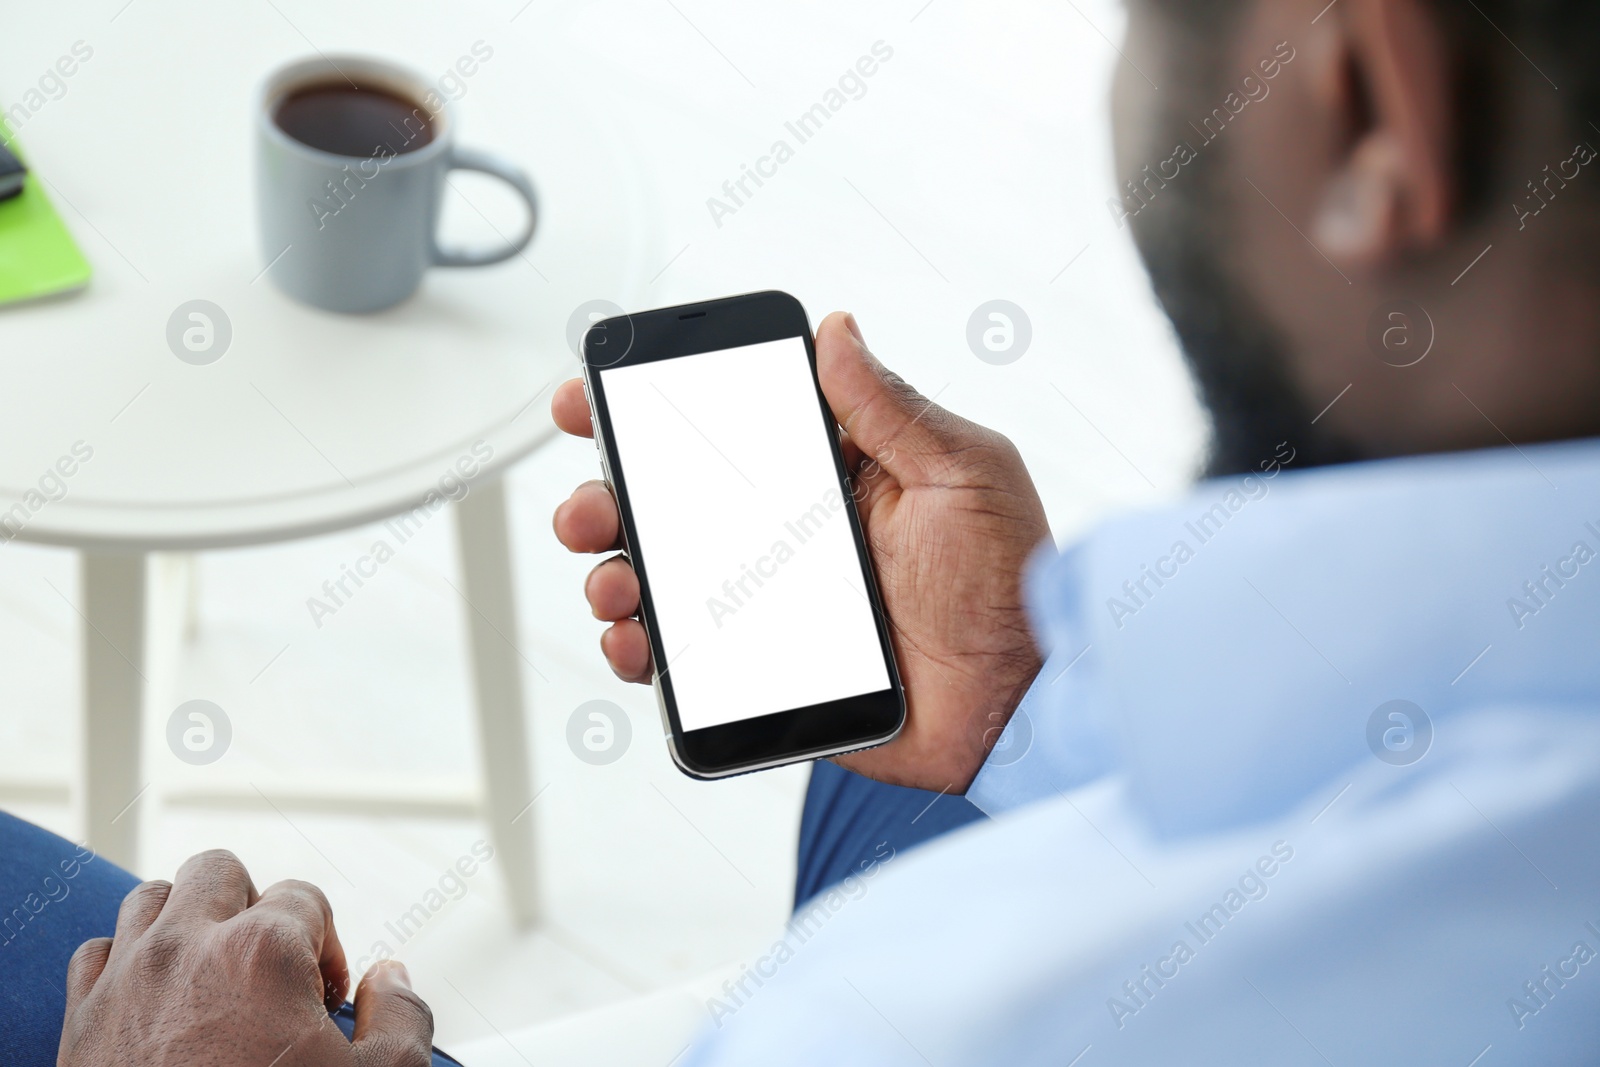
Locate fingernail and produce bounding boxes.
[381,960,411,988]
[843,313,866,346]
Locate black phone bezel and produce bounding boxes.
[581,290,904,778]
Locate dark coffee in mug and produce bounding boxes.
[273,82,435,158]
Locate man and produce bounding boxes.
[25,0,1600,1062]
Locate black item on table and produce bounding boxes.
[0,142,26,202]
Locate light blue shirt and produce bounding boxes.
[688,439,1600,1065]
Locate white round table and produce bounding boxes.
[0,0,656,924]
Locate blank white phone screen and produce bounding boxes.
[600,336,890,733]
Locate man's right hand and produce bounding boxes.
[58,850,436,1067]
[552,311,1053,794]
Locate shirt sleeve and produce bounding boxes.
[964,644,1111,816]
[965,542,1117,816]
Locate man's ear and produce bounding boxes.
[1310,0,1456,266]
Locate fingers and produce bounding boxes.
[248,879,351,1012]
[350,961,435,1067]
[553,481,621,553]
[105,879,172,967]
[63,937,112,1013]
[559,482,647,681]
[600,619,653,683]
[163,849,257,925]
[115,879,172,938]
[815,311,967,485]
[585,556,640,621]
[551,378,593,438]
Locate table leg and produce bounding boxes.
[81,551,149,873]
[455,479,541,926]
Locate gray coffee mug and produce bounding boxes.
[255,55,538,313]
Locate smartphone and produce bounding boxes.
[581,290,905,778]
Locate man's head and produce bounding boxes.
[1112,0,1600,475]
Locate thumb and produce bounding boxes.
[350,961,434,1067]
[815,311,968,485]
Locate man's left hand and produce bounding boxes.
[58,850,436,1067]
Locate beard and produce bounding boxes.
[1124,71,1362,477]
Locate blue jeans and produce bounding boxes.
[794,760,987,908]
[0,811,460,1067]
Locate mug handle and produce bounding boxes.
[432,146,539,268]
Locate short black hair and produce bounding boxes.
[1150,0,1600,216]
[1434,1,1600,216]
[1440,0,1600,120]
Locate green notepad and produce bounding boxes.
[0,121,91,306]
